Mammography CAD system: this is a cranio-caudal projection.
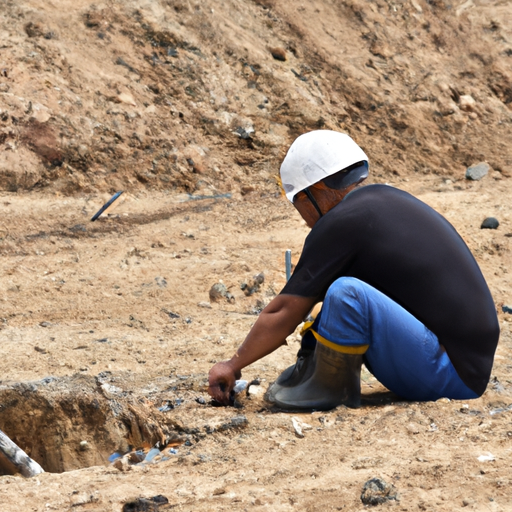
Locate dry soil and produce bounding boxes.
[1,1,512,511]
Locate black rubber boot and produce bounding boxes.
[265,346,315,403]
[266,342,362,411]
[276,346,316,386]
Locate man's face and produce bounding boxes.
[293,188,323,228]
[292,181,359,228]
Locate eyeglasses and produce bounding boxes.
[303,188,323,218]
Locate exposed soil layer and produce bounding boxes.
[0,373,185,473]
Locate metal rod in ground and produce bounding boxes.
[285,250,292,282]
[91,191,124,222]
[0,428,44,477]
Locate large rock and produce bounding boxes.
[466,162,490,181]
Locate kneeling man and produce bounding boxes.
[208,130,500,410]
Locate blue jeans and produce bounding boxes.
[306,277,478,401]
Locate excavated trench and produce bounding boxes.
[0,374,182,474]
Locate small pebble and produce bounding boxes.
[234,126,254,139]
[481,217,499,229]
[270,47,287,61]
[158,401,174,412]
[218,415,248,432]
[459,94,476,112]
[477,452,495,462]
[113,457,131,472]
[247,385,264,396]
[406,422,420,434]
[502,305,512,314]
[229,415,248,428]
[155,276,167,288]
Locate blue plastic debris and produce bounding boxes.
[108,452,123,463]
[158,402,174,412]
[144,448,161,463]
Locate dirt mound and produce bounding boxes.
[1,0,511,195]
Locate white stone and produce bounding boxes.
[459,95,476,112]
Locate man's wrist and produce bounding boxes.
[227,353,244,373]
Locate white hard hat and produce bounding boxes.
[280,130,369,202]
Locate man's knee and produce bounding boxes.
[317,277,371,342]
[324,277,368,312]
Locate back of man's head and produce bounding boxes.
[280,130,369,202]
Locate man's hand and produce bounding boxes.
[208,360,241,405]
[207,294,315,406]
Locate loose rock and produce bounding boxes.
[122,495,169,512]
[209,283,228,302]
[481,217,499,229]
[113,456,132,472]
[270,47,287,61]
[459,94,476,112]
[247,384,264,396]
[466,162,490,181]
[361,477,399,506]
[241,273,265,296]
[155,277,167,288]
[218,415,248,431]
[116,92,137,106]
[234,126,254,140]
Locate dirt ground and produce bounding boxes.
[1,0,512,511]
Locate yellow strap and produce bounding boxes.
[299,320,315,336]
[312,330,369,355]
